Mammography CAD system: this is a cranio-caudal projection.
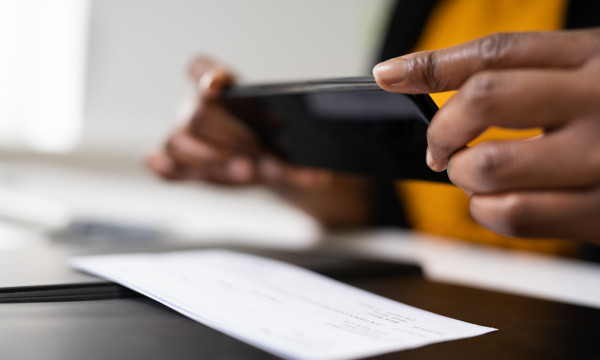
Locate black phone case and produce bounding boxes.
[222,76,450,183]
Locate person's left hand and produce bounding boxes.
[146,57,371,228]
[374,29,600,244]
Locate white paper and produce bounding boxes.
[70,250,496,360]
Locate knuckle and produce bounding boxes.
[472,144,509,188]
[462,72,499,115]
[407,51,445,90]
[477,33,513,68]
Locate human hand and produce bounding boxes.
[146,57,326,187]
[374,29,600,244]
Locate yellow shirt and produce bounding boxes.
[396,0,575,255]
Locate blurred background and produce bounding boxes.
[3,0,600,310]
[0,0,392,249]
[1,0,391,154]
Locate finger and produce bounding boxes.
[197,67,234,100]
[211,156,294,185]
[188,57,227,82]
[470,189,600,244]
[426,68,592,171]
[256,156,286,183]
[206,156,256,184]
[188,57,234,100]
[165,129,257,183]
[448,120,600,193]
[146,152,181,180]
[187,101,259,153]
[282,166,332,189]
[165,129,229,170]
[373,30,598,93]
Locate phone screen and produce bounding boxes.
[222,77,449,182]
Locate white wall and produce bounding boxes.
[83,0,392,154]
[0,0,90,152]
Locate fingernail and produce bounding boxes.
[227,157,253,182]
[373,58,408,86]
[426,148,436,170]
[197,69,216,93]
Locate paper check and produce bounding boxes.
[70,250,496,360]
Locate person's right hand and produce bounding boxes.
[146,57,326,187]
[373,29,600,243]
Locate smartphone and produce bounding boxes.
[222,76,449,182]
